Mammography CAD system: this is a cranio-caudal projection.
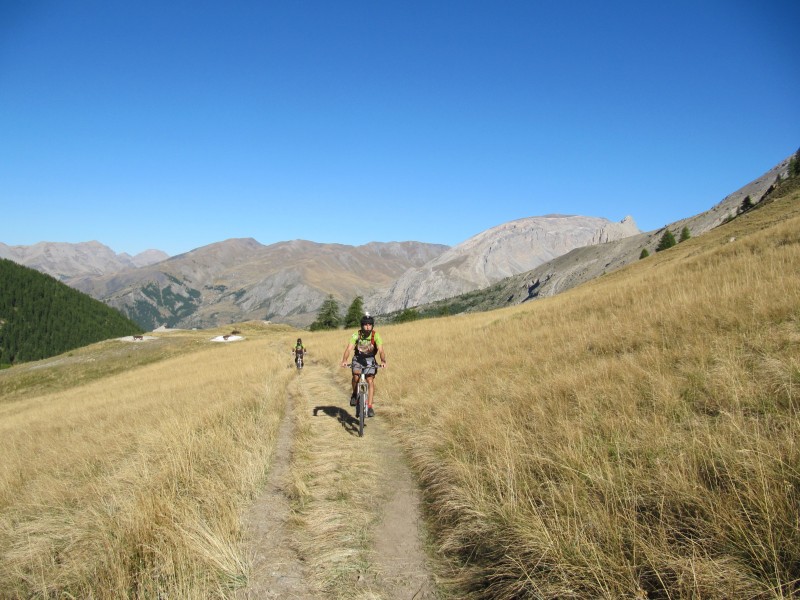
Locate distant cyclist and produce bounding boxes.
[293,338,307,368]
[340,314,386,417]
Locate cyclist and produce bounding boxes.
[293,338,307,368]
[340,314,386,417]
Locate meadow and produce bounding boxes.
[1,185,798,598]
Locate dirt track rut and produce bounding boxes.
[238,361,436,599]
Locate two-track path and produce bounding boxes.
[237,358,437,599]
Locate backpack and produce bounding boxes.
[354,330,377,357]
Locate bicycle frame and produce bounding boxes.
[356,371,368,437]
[344,364,382,437]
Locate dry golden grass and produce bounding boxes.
[0,325,296,598]
[306,190,800,598]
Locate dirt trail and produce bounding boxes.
[236,380,322,599]
[238,361,437,599]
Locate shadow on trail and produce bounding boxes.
[312,405,364,436]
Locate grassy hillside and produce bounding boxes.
[0,258,143,366]
[369,185,800,598]
[1,185,797,598]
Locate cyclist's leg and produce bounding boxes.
[350,359,362,403]
[366,374,375,407]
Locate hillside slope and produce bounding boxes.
[0,258,143,365]
[364,181,800,598]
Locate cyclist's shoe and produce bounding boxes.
[350,394,357,406]
[367,407,375,418]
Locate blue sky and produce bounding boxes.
[1,1,798,257]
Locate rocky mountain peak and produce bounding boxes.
[369,214,641,313]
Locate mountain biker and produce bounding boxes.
[293,338,307,368]
[340,314,386,417]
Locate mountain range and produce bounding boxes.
[0,241,168,280]
[2,152,793,329]
[69,239,449,329]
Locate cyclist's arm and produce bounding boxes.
[341,342,354,367]
[377,343,386,367]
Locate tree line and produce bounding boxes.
[0,259,143,366]
[310,294,371,330]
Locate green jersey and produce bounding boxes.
[350,330,382,357]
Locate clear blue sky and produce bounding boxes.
[2,1,798,257]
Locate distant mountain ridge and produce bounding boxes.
[0,241,169,281]
[68,239,449,329]
[4,151,794,330]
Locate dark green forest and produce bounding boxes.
[0,259,143,366]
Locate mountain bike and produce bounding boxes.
[343,364,382,437]
[295,353,303,369]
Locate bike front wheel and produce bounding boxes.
[358,390,366,437]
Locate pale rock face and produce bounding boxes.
[370,215,640,312]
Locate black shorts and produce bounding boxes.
[351,355,378,376]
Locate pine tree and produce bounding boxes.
[655,229,677,252]
[344,296,365,328]
[639,248,650,259]
[739,195,754,214]
[310,294,341,331]
[679,226,691,242]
